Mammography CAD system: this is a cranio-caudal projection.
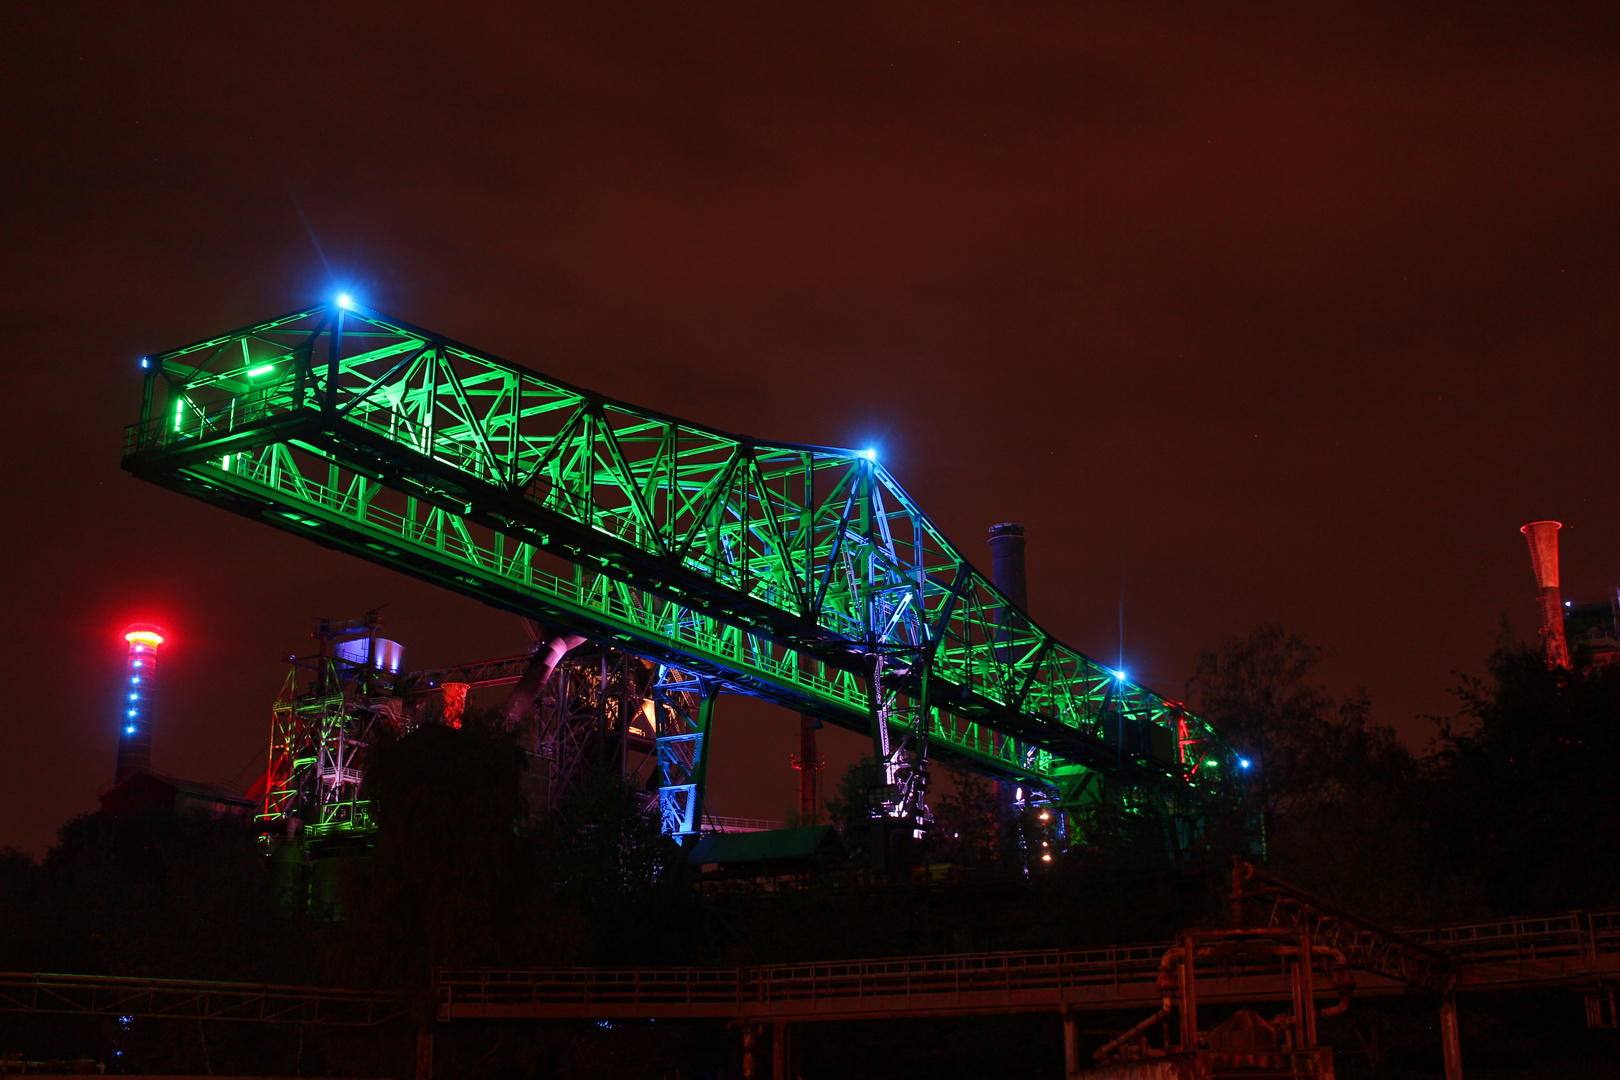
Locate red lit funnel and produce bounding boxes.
[1521,521,1571,669]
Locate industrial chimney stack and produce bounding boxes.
[118,623,165,782]
[988,523,1029,613]
[987,524,1027,808]
[1521,521,1572,670]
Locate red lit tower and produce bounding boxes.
[1521,522,1572,670]
[117,624,164,782]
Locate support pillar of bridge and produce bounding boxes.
[741,1023,757,1078]
[1441,995,1463,1080]
[862,654,891,877]
[772,1020,789,1080]
[688,684,719,836]
[1062,1007,1080,1078]
[793,714,822,825]
[415,1027,433,1080]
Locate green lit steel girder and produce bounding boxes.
[121,301,1235,797]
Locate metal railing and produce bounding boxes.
[0,972,399,1026]
[706,816,789,833]
[437,907,1620,1022]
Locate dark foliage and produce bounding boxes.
[1191,623,1431,923]
[1425,635,1620,914]
[9,626,1619,1076]
[0,807,319,1073]
[337,711,577,1008]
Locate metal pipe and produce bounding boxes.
[1096,947,1182,1061]
[1094,997,1173,1060]
[1313,945,1354,1019]
[502,633,586,728]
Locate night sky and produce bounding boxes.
[3,3,1617,855]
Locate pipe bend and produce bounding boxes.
[1311,944,1354,1018]
[502,632,587,727]
[1094,996,1173,1062]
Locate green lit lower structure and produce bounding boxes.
[121,299,1236,842]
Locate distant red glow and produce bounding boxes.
[442,682,469,730]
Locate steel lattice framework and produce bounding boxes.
[122,301,1236,804]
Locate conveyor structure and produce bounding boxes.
[121,299,1237,823]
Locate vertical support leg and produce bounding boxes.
[795,714,822,825]
[1177,937,1199,1053]
[773,1020,789,1080]
[742,1024,757,1079]
[1440,996,1463,1080]
[689,683,720,834]
[864,653,890,775]
[415,1027,433,1080]
[1063,1009,1079,1079]
[863,654,888,875]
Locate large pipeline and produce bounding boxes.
[501,632,587,728]
[1094,947,1181,1060]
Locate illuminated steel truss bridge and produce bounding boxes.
[122,299,1237,828]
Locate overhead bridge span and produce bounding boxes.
[122,300,1235,807]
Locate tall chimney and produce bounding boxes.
[118,624,165,782]
[988,523,1028,613]
[987,524,1027,809]
[1521,521,1572,670]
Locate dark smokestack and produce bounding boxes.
[987,525,1027,809]
[988,523,1028,613]
[1521,521,1572,670]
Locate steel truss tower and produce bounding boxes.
[261,616,401,840]
[259,620,712,841]
[125,300,1238,833]
[401,640,706,830]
